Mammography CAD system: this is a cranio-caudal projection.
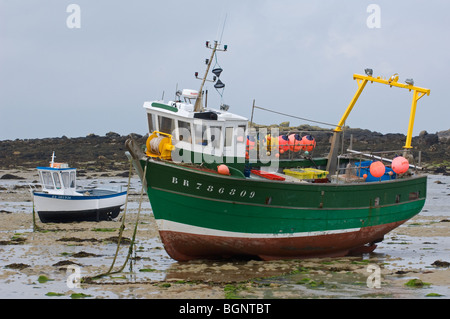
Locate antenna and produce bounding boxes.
[218,13,228,44]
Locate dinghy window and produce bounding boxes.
[53,172,62,189]
[61,171,75,189]
[158,116,174,135]
[41,171,54,189]
[70,171,76,188]
[61,172,70,188]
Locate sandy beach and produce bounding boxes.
[0,168,449,299]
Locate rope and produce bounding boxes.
[113,162,148,274]
[85,159,147,281]
[149,136,165,155]
[253,105,341,129]
[32,197,43,232]
[101,158,134,275]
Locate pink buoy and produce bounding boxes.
[300,135,316,152]
[278,135,290,153]
[392,156,409,174]
[370,161,385,178]
[217,164,230,175]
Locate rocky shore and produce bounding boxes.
[0,127,449,174]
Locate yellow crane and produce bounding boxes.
[327,70,430,174]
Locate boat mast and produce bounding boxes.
[50,151,56,168]
[194,41,219,112]
[193,40,228,112]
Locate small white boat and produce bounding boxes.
[32,153,127,223]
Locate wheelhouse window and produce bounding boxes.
[147,113,155,132]
[194,123,208,145]
[177,120,192,143]
[225,127,233,147]
[236,125,246,146]
[158,116,175,135]
[210,126,222,149]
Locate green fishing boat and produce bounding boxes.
[126,40,430,261]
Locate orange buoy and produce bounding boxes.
[217,164,230,175]
[370,161,385,178]
[392,156,409,174]
[300,135,316,152]
[288,134,302,152]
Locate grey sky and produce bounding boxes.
[1,0,448,140]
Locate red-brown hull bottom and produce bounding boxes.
[159,220,407,261]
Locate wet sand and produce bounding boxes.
[0,168,449,299]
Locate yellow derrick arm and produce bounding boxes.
[335,73,430,149]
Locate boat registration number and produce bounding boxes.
[171,176,256,199]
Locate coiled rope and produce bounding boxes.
[149,136,165,155]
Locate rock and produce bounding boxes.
[106,131,121,138]
[4,263,30,270]
[431,260,450,267]
[116,171,130,177]
[0,174,24,180]
[419,130,428,137]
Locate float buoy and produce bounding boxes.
[370,161,385,178]
[217,164,230,175]
[392,156,409,174]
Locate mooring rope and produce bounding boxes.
[31,197,43,232]
[86,159,147,281]
[112,161,148,274]
[102,158,134,275]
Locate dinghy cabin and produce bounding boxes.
[37,164,77,195]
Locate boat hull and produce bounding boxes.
[140,159,427,261]
[33,191,127,223]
